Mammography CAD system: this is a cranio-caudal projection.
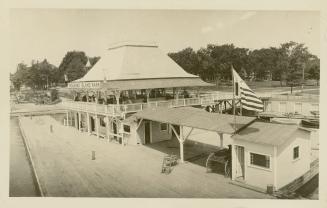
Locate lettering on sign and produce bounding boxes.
[68,82,101,89]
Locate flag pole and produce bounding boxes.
[231,65,236,131]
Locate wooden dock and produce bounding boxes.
[18,115,274,198]
[274,159,319,198]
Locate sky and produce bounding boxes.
[10,9,320,72]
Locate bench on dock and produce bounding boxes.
[161,154,178,174]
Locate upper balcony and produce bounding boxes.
[61,92,235,117]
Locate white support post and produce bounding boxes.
[231,143,237,180]
[96,114,99,139]
[179,125,184,163]
[106,116,110,142]
[66,111,69,126]
[218,133,224,148]
[78,112,82,131]
[146,89,151,103]
[74,112,78,129]
[176,88,180,101]
[87,112,91,135]
[115,91,121,105]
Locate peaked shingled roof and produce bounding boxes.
[74,42,198,82]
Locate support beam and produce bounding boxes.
[170,124,181,141]
[146,89,151,103]
[74,112,78,129]
[136,118,143,130]
[66,111,69,126]
[218,133,223,148]
[87,112,91,135]
[105,116,110,141]
[114,90,121,106]
[95,114,99,139]
[78,112,82,131]
[176,88,180,100]
[179,125,184,163]
[231,144,237,180]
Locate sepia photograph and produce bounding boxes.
[8,7,321,201]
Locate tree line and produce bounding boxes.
[168,41,320,85]
[10,41,320,91]
[10,51,100,90]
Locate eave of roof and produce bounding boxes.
[102,77,213,90]
[131,107,256,134]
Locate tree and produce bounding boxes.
[306,56,320,84]
[168,47,200,76]
[57,51,88,83]
[10,62,28,90]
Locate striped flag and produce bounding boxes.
[232,67,263,112]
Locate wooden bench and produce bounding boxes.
[161,154,178,174]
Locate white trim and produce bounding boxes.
[248,151,272,171]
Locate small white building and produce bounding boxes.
[231,121,312,191]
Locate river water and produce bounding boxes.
[9,117,40,197]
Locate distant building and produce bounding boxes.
[264,94,319,116]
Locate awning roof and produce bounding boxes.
[130,107,256,134]
[232,121,310,146]
[101,77,212,90]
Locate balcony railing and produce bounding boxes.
[61,91,295,117]
[61,93,229,117]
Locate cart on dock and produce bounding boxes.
[206,147,231,177]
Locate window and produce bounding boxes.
[123,125,131,133]
[160,123,168,131]
[99,117,106,127]
[250,152,270,169]
[293,146,299,160]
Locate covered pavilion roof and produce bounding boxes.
[128,107,256,134]
[68,42,212,90]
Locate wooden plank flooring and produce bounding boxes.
[19,115,273,198]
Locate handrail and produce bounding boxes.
[61,94,238,116]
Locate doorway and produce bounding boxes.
[144,121,151,144]
[235,145,245,179]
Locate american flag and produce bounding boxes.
[232,67,263,112]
